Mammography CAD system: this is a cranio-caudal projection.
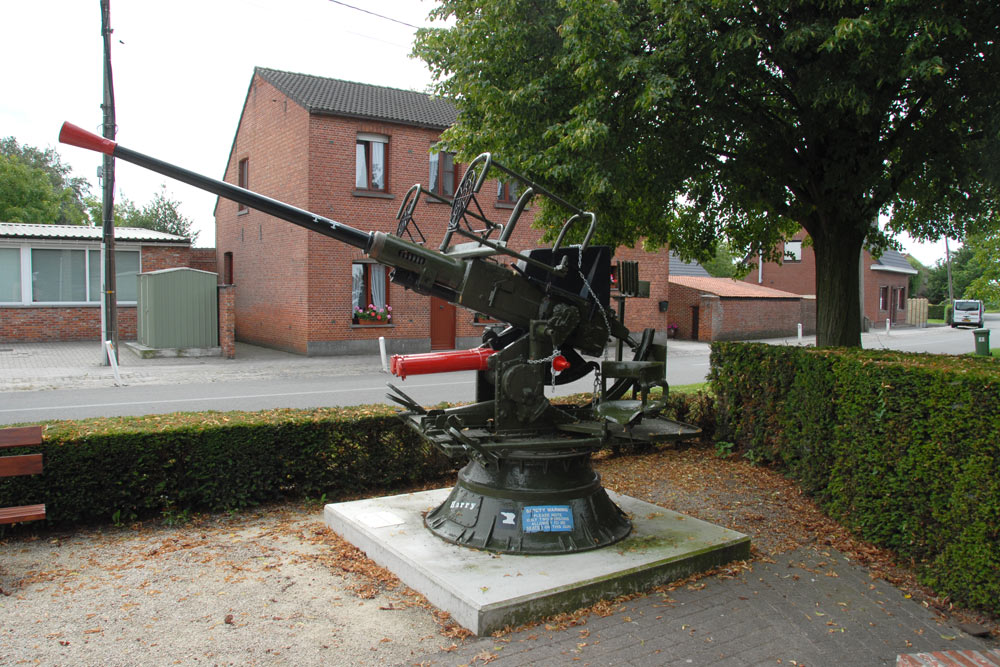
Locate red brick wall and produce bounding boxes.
[215,75,313,354]
[865,270,909,326]
[0,244,191,343]
[743,229,815,294]
[189,248,218,277]
[218,284,236,358]
[614,244,671,334]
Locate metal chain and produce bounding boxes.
[577,245,612,338]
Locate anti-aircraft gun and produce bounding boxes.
[59,122,700,555]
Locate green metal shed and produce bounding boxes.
[137,268,219,349]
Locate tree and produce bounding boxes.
[415,1,1000,346]
[86,186,197,241]
[701,241,738,279]
[924,244,986,304]
[905,255,930,299]
[0,137,89,224]
[963,233,1000,306]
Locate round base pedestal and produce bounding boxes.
[425,450,631,555]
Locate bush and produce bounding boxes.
[0,406,456,526]
[710,342,1000,615]
[927,303,945,320]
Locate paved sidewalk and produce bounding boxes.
[404,548,997,666]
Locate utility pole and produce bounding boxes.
[944,237,955,304]
[100,0,118,364]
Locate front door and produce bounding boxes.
[430,296,456,350]
[690,305,700,341]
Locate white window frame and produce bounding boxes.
[783,240,802,262]
[0,244,141,306]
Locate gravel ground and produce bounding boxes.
[0,503,455,666]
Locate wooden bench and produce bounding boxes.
[0,425,45,525]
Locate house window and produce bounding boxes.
[0,248,20,303]
[237,158,249,213]
[356,133,388,191]
[28,248,140,304]
[223,252,234,285]
[897,287,906,310]
[879,286,889,311]
[783,240,802,262]
[351,262,391,324]
[429,150,456,196]
[497,180,519,205]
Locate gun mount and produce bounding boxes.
[59,122,700,555]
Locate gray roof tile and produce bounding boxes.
[669,251,712,277]
[256,67,457,129]
[871,248,918,274]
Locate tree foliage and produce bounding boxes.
[415,1,1000,346]
[924,244,988,304]
[962,234,1000,306]
[86,185,197,241]
[0,138,90,225]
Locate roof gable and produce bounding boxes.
[255,67,457,129]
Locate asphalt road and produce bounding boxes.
[0,354,711,426]
[0,319,992,426]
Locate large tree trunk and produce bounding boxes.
[812,229,864,347]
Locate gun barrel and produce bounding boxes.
[59,122,372,252]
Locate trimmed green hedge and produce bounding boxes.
[0,406,456,526]
[710,342,1000,614]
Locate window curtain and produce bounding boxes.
[370,267,386,310]
[370,142,385,190]
[428,152,439,193]
[32,249,86,302]
[355,144,368,189]
[351,264,364,312]
[0,248,20,303]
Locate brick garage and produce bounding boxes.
[668,276,813,341]
[0,224,202,343]
[216,68,671,356]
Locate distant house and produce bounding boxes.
[743,229,917,326]
[0,223,210,343]
[215,67,671,356]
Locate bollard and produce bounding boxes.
[379,336,388,373]
[797,323,803,344]
[886,318,891,335]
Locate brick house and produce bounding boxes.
[0,223,208,342]
[215,68,672,356]
[744,229,917,326]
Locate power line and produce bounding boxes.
[327,0,420,30]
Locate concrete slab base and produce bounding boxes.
[124,342,221,358]
[324,488,750,635]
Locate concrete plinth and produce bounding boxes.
[324,488,750,635]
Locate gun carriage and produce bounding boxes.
[59,122,700,555]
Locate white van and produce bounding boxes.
[952,299,985,328]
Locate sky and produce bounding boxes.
[2,0,442,248]
[2,0,955,265]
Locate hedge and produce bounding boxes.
[710,342,1000,614]
[0,392,717,530]
[0,406,456,526]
